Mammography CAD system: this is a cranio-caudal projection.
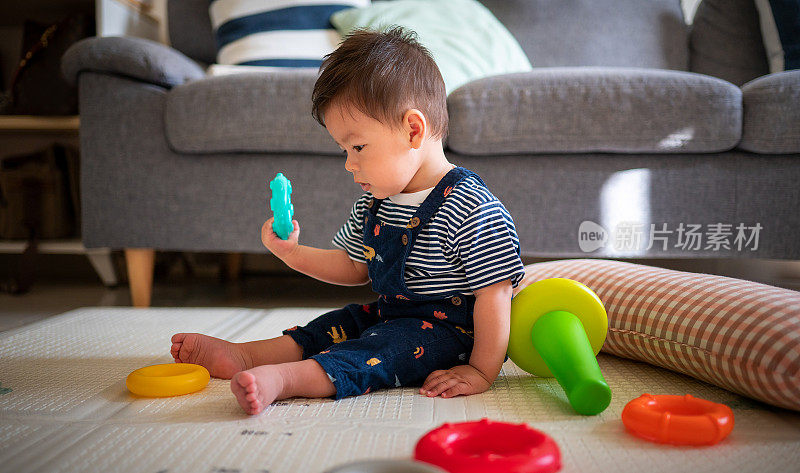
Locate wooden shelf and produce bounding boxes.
[0,115,80,133]
[0,238,119,286]
[0,238,113,255]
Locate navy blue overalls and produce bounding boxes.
[283,167,481,399]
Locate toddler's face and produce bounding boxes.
[324,101,423,199]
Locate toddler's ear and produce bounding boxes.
[403,109,427,149]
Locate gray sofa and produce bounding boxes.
[63,0,800,307]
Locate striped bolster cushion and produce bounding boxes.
[514,259,800,411]
[209,0,369,69]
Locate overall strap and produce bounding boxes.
[407,167,479,237]
[368,196,383,216]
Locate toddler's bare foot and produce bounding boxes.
[230,365,285,415]
[170,333,250,379]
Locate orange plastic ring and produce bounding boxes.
[621,394,734,446]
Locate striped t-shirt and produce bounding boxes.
[332,174,525,296]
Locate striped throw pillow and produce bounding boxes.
[209,0,370,69]
[515,259,800,411]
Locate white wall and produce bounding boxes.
[96,0,169,44]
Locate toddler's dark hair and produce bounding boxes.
[312,26,448,140]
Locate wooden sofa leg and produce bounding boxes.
[125,248,155,308]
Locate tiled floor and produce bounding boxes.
[1,253,798,333]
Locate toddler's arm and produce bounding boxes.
[420,279,512,398]
[262,218,369,286]
[469,280,513,381]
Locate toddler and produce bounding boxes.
[170,27,525,415]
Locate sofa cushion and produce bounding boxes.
[515,258,800,411]
[209,0,368,69]
[165,70,340,154]
[739,70,800,154]
[329,0,532,95]
[447,68,742,155]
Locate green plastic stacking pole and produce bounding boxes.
[531,310,612,415]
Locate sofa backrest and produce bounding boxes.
[689,0,769,85]
[168,0,217,64]
[168,0,688,70]
[480,0,687,70]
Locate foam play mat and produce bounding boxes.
[1,307,799,472]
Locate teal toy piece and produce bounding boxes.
[269,173,294,240]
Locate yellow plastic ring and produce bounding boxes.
[126,363,210,397]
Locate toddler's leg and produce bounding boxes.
[307,317,474,400]
[230,359,335,415]
[171,333,302,379]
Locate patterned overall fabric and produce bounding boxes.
[283,168,489,399]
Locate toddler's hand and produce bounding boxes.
[419,364,493,398]
[261,218,300,260]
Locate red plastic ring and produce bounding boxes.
[414,419,561,473]
[621,394,734,446]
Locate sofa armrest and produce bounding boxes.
[739,70,800,154]
[62,36,206,88]
[446,67,742,155]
